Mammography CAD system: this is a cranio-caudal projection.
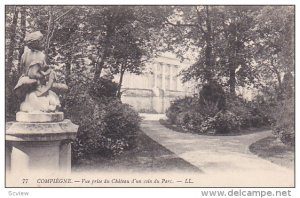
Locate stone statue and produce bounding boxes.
[6,32,78,174]
[6,32,78,175]
[14,31,68,113]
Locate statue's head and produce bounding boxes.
[25,31,45,51]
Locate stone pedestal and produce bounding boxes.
[16,111,64,122]
[6,112,78,173]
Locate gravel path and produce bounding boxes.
[141,118,294,187]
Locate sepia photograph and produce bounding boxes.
[4,4,295,189]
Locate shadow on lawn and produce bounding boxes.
[249,136,294,169]
[159,119,270,136]
[72,131,201,173]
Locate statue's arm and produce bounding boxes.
[27,64,44,79]
[40,68,52,76]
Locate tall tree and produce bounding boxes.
[215,6,258,96]
[163,6,225,84]
[163,6,261,96]
[17,6,27,74]
[86,6,167,87]
[253,6,294,94]
[6,6,19,75]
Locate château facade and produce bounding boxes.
[119,53,195,113]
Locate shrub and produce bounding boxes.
[214,110,241,134]
[89,77,118,99]
[272,98,294,146]
[198,116,216,134]
[199,81,226,116]
[249,105,271,127]
[165,82,275,135]
[166,83,242,135]
[226,96,252,128]
[253,74,294,145]
[166,97,241,134]
[166,96,197,123]
[226,95,271,128]
[195,110,240,134]
[64,79,141,163]
[174,111,190,131]
[174,110,203,132]
[185,111,204,132]
[102,99,141,149]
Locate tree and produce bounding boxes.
[105,6,165,97]
[253,6,294,95]
[17,6,27,74]
[5,5,81,119]
[109,32,145,97]
[162,6,294,97]
[163,6,223,83]
[215,6,258,96]
[6,6,18,76]
[85,6,167,93]
[163,6,260,96]
[5,6,23,120]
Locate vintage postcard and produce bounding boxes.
[4,4,295,189]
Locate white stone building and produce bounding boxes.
[118,53,195,113]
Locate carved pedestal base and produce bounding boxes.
[6,112,78,174]
[16,111,64,122]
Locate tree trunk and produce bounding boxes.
[229,66,236,96]
[65,61,71,85]
[65,42,74,85]
[93,52,106,82]
[6,6,18,75]
[271,58,282,92]
[229,42,238,97]
[204,6,213,82]
[45,6,54,58]
[276,72,282,91]
[18,6,26,74]
[228,23,239,97]
[93,26,114,82]
[117,64,125,98]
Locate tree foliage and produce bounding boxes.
[253,6,294,93]
[5,6,295,145]
[162,6,294,96]
[5,5,167,118]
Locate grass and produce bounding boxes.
[249,136,294,169]
[72,130,201,173]
[159,119,270,136]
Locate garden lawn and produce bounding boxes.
[72,130,201,173]
[249,136,294,169]
[159,119,270,136]
[160,119,293,169]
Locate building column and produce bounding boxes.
[154,63,157,88]
[169,65,173,90]
[162,63,166,91]
[176,66,180,91]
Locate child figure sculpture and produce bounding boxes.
[14,31,68,113]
